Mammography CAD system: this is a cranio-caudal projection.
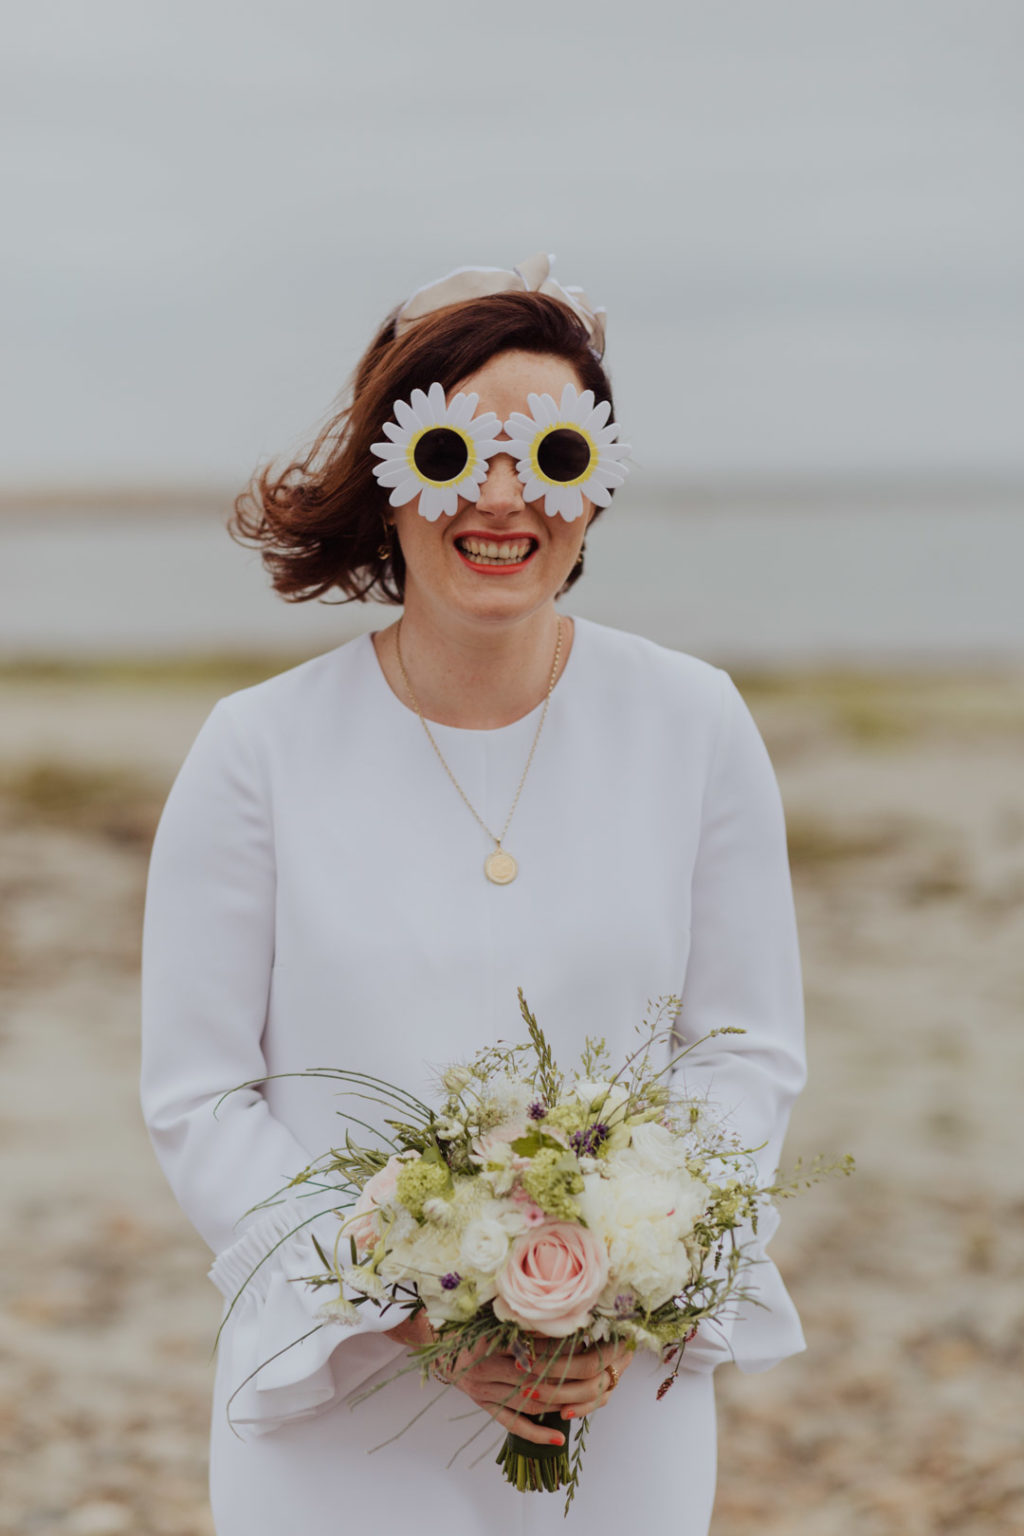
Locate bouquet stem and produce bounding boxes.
[496,1412,571,1492]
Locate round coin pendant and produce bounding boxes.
[484,848,518,885]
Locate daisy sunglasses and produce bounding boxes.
[371,381,630,523]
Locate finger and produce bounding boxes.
[513,1376,603,1408]
[562,1363,629,1418]
[515,1352,600,1385]
[487,1405,567,1448]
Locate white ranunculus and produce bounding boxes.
[579,1168,709,1310]
[485,1076,535,1122]
[379,1222,456,1298]
[460,1216,511,1273]
[421,1195,457,1226]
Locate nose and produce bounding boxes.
[474,450,526,517]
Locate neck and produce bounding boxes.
[375,602,571,729]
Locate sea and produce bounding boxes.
[1,488,1021,669]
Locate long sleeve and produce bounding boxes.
[673,670,807,1373]
[140,698,402,1437]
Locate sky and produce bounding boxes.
[3,0,1023,488]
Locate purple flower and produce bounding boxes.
[528,1100,547,1121]
[440,1272,461,1291]
[614,1292,636,1318]
[570,1122,609,1157]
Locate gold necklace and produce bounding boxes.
[394,617,565,884]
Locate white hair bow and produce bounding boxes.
[394,253,608,359]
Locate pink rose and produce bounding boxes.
[493,1222,609,1337]
[345,1154,410,1256]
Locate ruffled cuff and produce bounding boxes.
[682,1205,806,1376]
[209,1198,405,1440]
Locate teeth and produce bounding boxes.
[457,537,533,564]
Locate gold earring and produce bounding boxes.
[378,518,394,560]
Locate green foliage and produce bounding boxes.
[520,1147,584,1221]
[394,1159,451,1220]
[518,988,562,1102]
[767,1152,857,1198]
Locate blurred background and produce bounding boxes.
[1,3,1022,1533]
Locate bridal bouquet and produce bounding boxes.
[222,993,847,1511]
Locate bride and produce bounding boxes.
[140,254,806,1534]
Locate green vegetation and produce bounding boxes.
[737,669,1024,743]
[0,761,163,845]
[0,652,314,691]
[784,815,907,873]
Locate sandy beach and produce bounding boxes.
[1,658,1022,1535]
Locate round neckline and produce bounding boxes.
[365,615,586,738]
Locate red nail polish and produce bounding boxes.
[549,1435,564,1446]
[564,1410,575,1420]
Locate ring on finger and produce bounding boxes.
[606,1362,620,1391]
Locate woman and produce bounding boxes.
[140,256,806,1535]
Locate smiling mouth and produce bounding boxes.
[454,535,539,569]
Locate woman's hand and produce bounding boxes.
[516,1336,634,1420]
[385,1315,632,1445]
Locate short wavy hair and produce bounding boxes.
[230,291,617,605]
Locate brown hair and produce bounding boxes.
[229,291,617,604]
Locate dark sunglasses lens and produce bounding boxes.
[536,428,592,483]
[413,427,469,483]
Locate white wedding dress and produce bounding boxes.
[140,617,806,1535]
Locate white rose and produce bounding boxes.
[615,1121,691,1177]
[460,1217,511,1274]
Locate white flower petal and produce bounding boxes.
[383,421,405,443]
[592,464,627,487]
[417,486,448,520]
[565,384,593,418]
[393,399,419,433]
[468,410,502,439]
[553,487,585,521]
[504,413,536,438]
[389,480,421,507]
[426,381,448,420]
[409,387,434,425]
[448,392,478,426]
[584,399,612,433]
[527,392,558,426]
